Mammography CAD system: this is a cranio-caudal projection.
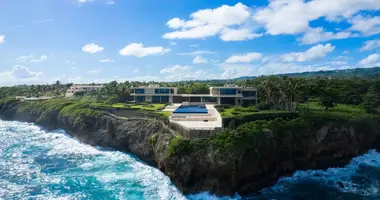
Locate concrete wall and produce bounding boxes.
[169,121,220,139]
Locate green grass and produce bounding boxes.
[129,103,166,111]
[220,106,288,118]
[298,102,366,114]
[154,111,172,118]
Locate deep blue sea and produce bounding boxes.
[1,120,380,200]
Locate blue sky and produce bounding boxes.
[0,0,379,85]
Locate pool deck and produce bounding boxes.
[164,104,222,130]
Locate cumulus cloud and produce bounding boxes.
[299,27,356,44]
[100,58,114,63]
[349,15,380,36]
[358,53,380,67]
[0,35,4,44]
[169,42,177,46]
[0,65,44,85]
[281,43,335,62]
[82,43,104,54]
[163,3,262,41]
[254,0,380,35]
[225,52,263,63]
[119,43,170,57]
[360,39,380,51]
[193,56,208,64]
[160,65,192,74]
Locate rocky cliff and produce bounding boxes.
[1,99,380,196]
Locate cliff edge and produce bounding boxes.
[1,99,380,196]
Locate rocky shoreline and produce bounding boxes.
[1,99,380,196]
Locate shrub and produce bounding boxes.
[256,103,271,111]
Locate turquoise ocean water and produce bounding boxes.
[1,120,380,200]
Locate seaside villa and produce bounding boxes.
[130,84,257,106]
[65,84,103,97]
[131,84,258,138]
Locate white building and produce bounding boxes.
[65,84,103,97]
[131,84,258,106]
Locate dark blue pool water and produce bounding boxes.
[173,105,208,114]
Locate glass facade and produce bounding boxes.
[220,88,237,95]
[155,88,170,94]
[135,89,145,94]
[242,91,257,97]
[202,97,217,103]
[161,96,169,103]
[135,96,145,102]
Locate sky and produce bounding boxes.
[0,0,379,86]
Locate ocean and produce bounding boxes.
[0,120,379,200]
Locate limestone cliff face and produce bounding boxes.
[157,119,380,196]
[1,100,380,196]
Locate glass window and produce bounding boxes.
[220,88,237,95]
[155,88,170,94]
[135,89,145,94]
[242,91,257,97]
[135,96,145,102]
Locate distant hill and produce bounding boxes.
[235,67,380,80]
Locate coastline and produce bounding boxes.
[1,99,380,196]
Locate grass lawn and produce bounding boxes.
[220,106,289,118]
[298,102,366,114]
[129,103,166,111]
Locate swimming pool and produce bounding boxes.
[173,105,208,114]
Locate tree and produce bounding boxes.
[55,80,61,97]
[319,88,337,110]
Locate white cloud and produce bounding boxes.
[106,0,115,5]
[350,15,380,36]
[17,55,34,62]
[299,27,356,44]
[193,56,209,64]
[220,28,263,41]
[225,52,263,63]
[160,65,192,74]
[133,68,139,73]
[358,53,380,67]
[331,60,348,65]
[65,60,76,64]
[100,58,114,63]
[78,0,93,3]
[30,55,47,63]
[163,3,261,41]
[88,69,103,74]
[254,0,380,36]
[82,43,104,54]
[360,39,380,51]
[17,55,47,63]
[281,43,335,62]
[0,65,44,85]
[190,44,200,47]
[0,35,4,44]
[169,42,177,46]
[343,50,350,54]
[34,18,55,24]
[178,50,215,56]
[119,43,170,57]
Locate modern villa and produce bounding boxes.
[131,84,258,106]
[131,84,258,138]
[65,84,103,97]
